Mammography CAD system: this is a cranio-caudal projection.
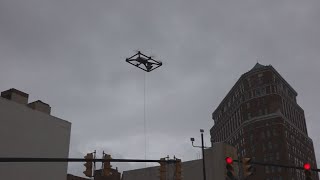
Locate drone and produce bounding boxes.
[125,51,162,72]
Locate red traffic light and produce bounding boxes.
[226,157,233,164]
[304,163,311,170]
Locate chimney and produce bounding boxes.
[1,88,29,105]
[28,100,51,115]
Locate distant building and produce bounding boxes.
[211,63,319,179]
[0,88,71,180]
[67,168,121,180]
[94,168,121,180]
[67,174,90,180]
[121,143,237,180]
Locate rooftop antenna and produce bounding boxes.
[256,56,264,64]
[125,51,163,168]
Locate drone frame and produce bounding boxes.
[126,51,162,72]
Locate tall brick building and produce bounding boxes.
[210,63,319,179]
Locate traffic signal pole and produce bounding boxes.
[232,159,320,172]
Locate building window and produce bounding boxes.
[261,87,266,95]
[268,86,272,93]
[240,84,244,93]
[264,108,268,115]
[270,155,274,161]
[265,166,270,173]
[235,90,239,97]
[273,129,278,136]
[262,143,266,152]
[256,89,261,96]
[245,92,249,99]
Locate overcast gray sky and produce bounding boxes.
[1,0,320,177]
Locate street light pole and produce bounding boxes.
[200,129,206,180]
[190,129,208,180]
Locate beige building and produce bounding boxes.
[0,88,71,180]
[121,143,238,180]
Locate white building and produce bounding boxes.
[121,142,238,180]
[0,88,71,180]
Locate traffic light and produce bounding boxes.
[175,158,182,180]
[102,154,112,177]
[83,153,93,177]
[242,157,253,177]
[159,158,166,180]
[225,157,236,179]
[304,163,312,180]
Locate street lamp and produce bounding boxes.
[190,129,209,180]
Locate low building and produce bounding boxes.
[94,168,121,180]
[67,174,90,180]
[121,143,238,180]
[68,168,121,180]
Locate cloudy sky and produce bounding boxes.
[1,0,320,177]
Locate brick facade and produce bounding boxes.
[210,63,319,179]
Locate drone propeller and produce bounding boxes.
[149,54,156,59]
[134,49,141,54]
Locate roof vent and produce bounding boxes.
[28,100,51,115]
[1,88,29,105]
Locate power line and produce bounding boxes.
[0,157,178,163]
